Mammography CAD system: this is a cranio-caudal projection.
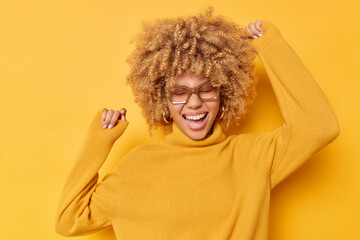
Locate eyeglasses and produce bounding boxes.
[167,81,220,105]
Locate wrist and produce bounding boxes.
[250,20,283,51]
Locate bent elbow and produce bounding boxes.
[313,114,340,143]
[326,112,340,139]
[318,118,340,145]
[54,210,108,237]
[305,116,340,149]
[328,120,340,142]
[55,221,85,237]
[55,222,72,237]
[55,217,74,237]
[54,213,81,237]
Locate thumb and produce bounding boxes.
[120,108,127,121]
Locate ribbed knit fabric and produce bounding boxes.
[55,21,340,240]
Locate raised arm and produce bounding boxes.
[248,21,340,190]
[55,108,128,236]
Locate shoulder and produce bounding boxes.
[109,142,165,176]
[226,132,263,144]
[126,141,168,156]
[225,132,275,153]
[115,141,167,167]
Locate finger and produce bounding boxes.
[108,111,120,129]
[250,22,262,36]
[244,27,253,38]
[101,108,107,124]
[255,20,264,34]
[120,108,127,121]
[248,23,259,38]
[103,109,114,128]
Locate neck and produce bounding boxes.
[163,120,226,147]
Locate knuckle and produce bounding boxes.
[114,114,120,120]
[105,114,112,122]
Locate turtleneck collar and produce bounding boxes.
[163,120,227,147]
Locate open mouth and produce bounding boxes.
[182,113,208,130]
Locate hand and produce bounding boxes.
[245,20,264,39]
[101,108,127,129]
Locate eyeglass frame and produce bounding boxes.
[166,81,221,105]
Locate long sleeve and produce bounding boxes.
[249,21,340,190]
[55,108,129,236]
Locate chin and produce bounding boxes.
[186,130,208,140]
[173,110,217,140]
[181,115,215,141]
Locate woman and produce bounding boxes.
[55,7,340,240]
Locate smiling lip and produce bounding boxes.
[182,112,208,130]
[182,111,208,117]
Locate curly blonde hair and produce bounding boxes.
[126,7,258,135]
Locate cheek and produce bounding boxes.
[209,101,220,114]
[167,101,183,117]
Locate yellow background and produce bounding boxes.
[1,0,359,239]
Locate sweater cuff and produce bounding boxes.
[87,108,129,144]
[249,20,283,51]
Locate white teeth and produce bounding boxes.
[184,113,206,120]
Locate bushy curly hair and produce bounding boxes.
[126,7,258,135]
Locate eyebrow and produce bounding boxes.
[173,81,211,88]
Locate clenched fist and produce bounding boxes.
[101,108,127,129]
[245,20,264,39]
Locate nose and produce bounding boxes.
[186,92,202,108]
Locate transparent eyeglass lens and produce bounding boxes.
[198,84,217,99]
[169,84,218,102]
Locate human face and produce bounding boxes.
[166,73,220,140]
